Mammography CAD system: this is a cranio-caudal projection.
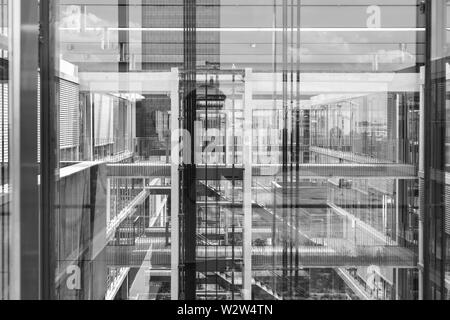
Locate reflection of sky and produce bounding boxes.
[58,2,422,71]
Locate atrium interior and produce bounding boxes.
[0,0,449,300]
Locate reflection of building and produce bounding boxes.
[141,0,221,71]
[2,0,450,301]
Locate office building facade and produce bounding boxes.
[0,0,449,300]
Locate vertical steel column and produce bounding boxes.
[281,0,289,297]
[423,0,447,300]
[418,66,425,300]
[171,68,180,300]
[230,73,236,299]
[288,0,294,298]
[242,68,253,300]
[422,0,432,300]
[182,0,197,300]
[39,0,58,300]
[271,0,278,294]
[9,0,40,300]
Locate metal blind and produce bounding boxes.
[419,178,425,222]
[0,83,7,163]
[445,185,450,235]
[59,79,80,149]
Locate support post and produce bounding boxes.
[39,0,58,300]
[170,68,180,300]
[9,0,40,300]
[242,68,253,300]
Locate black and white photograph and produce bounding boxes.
[0,0,448,312]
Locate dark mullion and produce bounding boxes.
[182,0,197,300]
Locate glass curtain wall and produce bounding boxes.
[7,0,450,301]
[44,0,425,300]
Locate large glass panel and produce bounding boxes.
[7,0,450,302]
[245,0,421,300]
[44,0,428,300]
[52,0,177,300]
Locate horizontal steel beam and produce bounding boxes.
[107,163,417,179]
[105,244,417,268]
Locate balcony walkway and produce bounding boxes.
[107,162,416,179]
